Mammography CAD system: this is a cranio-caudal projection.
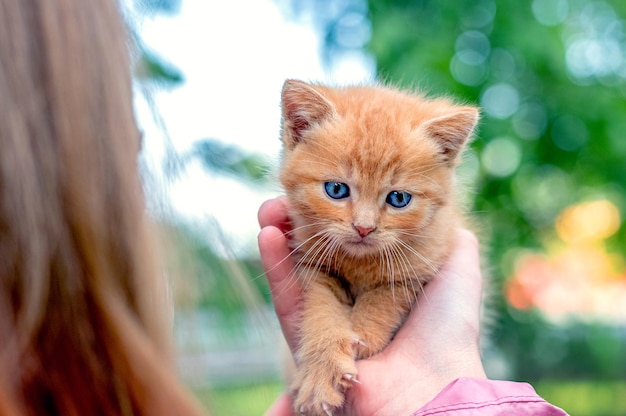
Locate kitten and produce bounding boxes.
[278,79,479,416]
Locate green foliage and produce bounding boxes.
[189,139,269,184]
[194,381,284,416]
[494,311,626,381]
[366,0,626,245]
[536,379,626,416]
[135,44,185,86]
[161,221,269,313]
[129,0,185,86]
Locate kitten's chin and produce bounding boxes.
[342,239,380,257]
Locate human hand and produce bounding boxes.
[258,197,486,416]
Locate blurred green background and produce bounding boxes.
[134,0,626,415]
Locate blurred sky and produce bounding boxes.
[135,0,374,254]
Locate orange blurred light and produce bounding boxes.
[507,247,626,322]
[506,199,626,322]
[555,200,621,244]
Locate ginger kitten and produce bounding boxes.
[278,79,479,416]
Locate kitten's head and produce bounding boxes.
[279,80,479,259]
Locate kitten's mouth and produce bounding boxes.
[344,237,378,255]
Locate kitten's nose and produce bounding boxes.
[353,224,376,238]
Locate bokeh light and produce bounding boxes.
[480,83,520,119]
[481,136,522,177]
[507,199,625,322]
[556,199,621,244]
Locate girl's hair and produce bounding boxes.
[0,0,204,414]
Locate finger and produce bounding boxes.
[258,225,302,353]
[258,196,291,233]
[264,392,295,416]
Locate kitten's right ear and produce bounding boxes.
[281,80,335,149]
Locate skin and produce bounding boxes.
[258,197,487,416]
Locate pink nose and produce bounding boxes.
[353,224,376,238]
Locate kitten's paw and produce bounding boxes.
[292,367,358,416]
[292,341,359,415]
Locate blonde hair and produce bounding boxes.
[0,0,204,414]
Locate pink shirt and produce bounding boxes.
[412,378,569,415]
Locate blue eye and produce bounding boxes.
[324,182,350,199]
[386,191,412,208]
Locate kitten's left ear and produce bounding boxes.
[419,107,480,164]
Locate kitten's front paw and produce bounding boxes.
[292,367,358,416]
[292,338,361,415]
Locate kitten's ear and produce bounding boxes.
[419,107,479,164]
[281,80,335,149]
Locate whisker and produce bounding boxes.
[392,238,445,305]
[396,238,440,276]
[267,229,330,297]
[293,232,334,289]
[387,241,420,305]
[380,246,395,303]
